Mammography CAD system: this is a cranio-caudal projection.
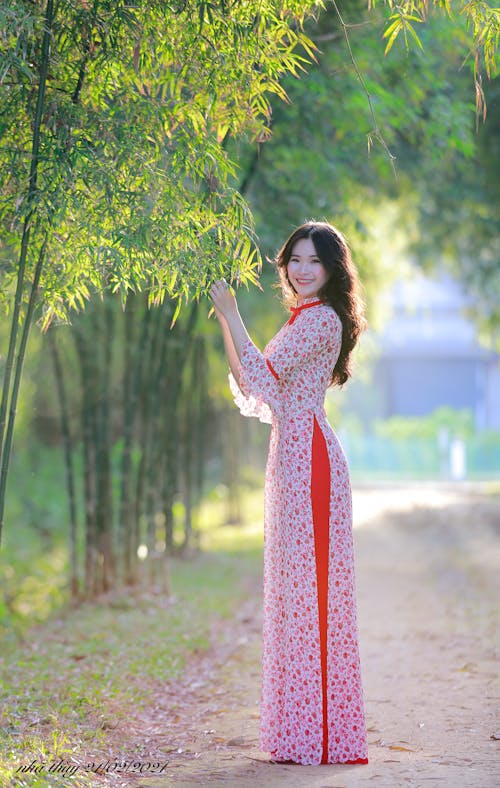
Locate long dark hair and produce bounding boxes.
[272,221,367,387]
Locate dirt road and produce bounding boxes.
[111,484,499,788]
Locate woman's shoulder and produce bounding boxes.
[320,301,340,316]
[295,303,342,346]
[308,301,342,330]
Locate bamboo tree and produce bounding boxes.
[93,298,115,592]
[72,298,117,596]
[118,295,157,583]
[73,323,97,596]
[192,337,211,550]
[118,293,150,583]
[133,305,165,554]
[180,332,208,552]
[160,301,200,553]
[48,328,79,599]
[143,302,174,570]
[0,0,54,544]
[0,229,52,531]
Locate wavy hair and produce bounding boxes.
[271,221,367,387]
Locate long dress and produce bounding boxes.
[227,294,369,766]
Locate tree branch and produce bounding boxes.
[331,0,397,177]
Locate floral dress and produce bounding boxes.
[228,295,368,766]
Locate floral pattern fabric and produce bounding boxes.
[228,296,368,765]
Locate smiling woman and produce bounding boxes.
[209,221,368,766]
[275,222,367,387]
[286,237,331,303]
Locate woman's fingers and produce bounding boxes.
[211,278,228,293]
[209,279,230,303]
[209,279,233,320]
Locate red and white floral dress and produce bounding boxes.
[228,295,368,766]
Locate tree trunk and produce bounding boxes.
[134,304,165,566]
[0,0,55,544]
[48,328,79,599]
[93,298,114,592]
[74,324,97,597]
[180,333,207,552]
[191,338,211,551]
[119,294,154,585]
[160,301,199,553]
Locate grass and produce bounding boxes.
[0,482,265,787]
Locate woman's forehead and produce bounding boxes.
[290,237,316,257]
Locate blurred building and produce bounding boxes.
[373,271,500,430]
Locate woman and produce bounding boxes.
[209,221,368,766]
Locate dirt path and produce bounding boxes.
[104,484,499,788]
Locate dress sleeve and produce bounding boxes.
[227,336,282,424]
[267,307,342,381]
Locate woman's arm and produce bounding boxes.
[219,314,243,387]
[210,279,253,375]
[210,279,281,421]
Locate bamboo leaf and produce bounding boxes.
[169,297,182,329]
[406,21,424,51]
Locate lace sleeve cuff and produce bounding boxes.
[227,369,273,424]
[226,335,281,423]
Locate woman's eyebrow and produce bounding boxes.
[289,254,320,259]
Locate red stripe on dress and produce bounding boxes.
[311,414,331,764]
[266,358,280,380]
[286,299,324,326]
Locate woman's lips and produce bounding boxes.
[296,280,314,284]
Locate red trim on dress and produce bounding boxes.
[311,414,331,764]
[266,358,280,380]
[286,299,324,326]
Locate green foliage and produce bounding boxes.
[374,406,476,439]
[0,0,327,546]
[373,1,498,86]
[339,409,500,480]
[239,3,499,337]
[0,0,324,324]
[1,0,496,323]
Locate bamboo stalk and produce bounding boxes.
[118,292,136,583]
[48,328,79,599]
[159,301,199,554]
[144,301,174,575]
[120,296,153,585]
[74,322,97,597]
[134,304,165,559]
[0,234,48,532]
[0,0,55,544]
[94,298,114,593]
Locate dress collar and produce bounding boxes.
[287,296,324,325]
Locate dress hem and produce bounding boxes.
[268,750,369,766]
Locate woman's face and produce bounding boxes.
[286,237,330,302]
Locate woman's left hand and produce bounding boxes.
[209,279,238,320]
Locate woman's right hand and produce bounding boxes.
[209,279,237,323]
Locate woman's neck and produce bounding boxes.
[296,294,322,306]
